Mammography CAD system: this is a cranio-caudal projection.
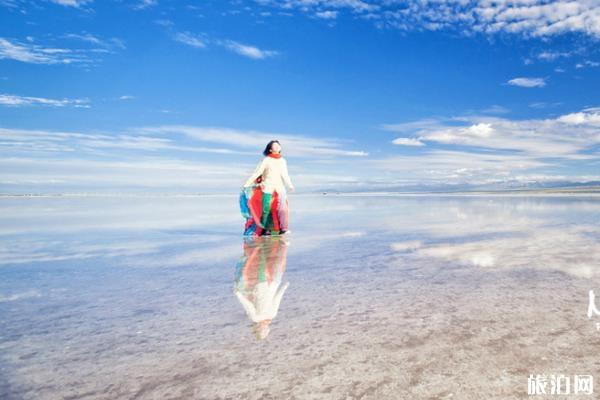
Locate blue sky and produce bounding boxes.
[1,0,599,193]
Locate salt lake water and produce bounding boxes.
[1,194,600,399]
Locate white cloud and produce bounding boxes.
[154,19,174,27]
[380,118,447,133]
[575,60,600,68]
[467,122,493,137]
[256,0,376,14]
[171,32,278,60]
[376,107,600,184]
[370,150,548,184]
[507,77,546,88]
[255,1,600,39]
[528,102,562,109]
[64,33,126,50]
[557,110,600,125]
[220,40,278,59]
[119,95,135,101]
[2,105,598,194]
[50,0,91,7]
[412,111,599,157]
[481,105,510,114]
[0,94,90,107]
[0,124,367,193]
[0,38,77,64]
[0,127,254,155]
[537,50,573,61]
[0,156,249,193]
[133,0,157,10]
[0,125,368,193]
[0,36,122,65]
[0,0,19,8]
[173,32,207,48]
[392,137,425,146]
[65,33,102,45]
[315,10,338,19]
[137,125,368,157]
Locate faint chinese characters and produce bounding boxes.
[527,374,593,396]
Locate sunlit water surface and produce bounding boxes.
[1,194,600,399]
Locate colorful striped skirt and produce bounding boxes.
[240,183,289,236]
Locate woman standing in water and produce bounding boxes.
[242,140,295,235]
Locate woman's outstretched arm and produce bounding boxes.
[281,159,294,190]
[243,158,267,188]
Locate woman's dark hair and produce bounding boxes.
[263,140,281,156]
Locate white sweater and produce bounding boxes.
[243,156,294,194]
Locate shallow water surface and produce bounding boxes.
[1,194,600,399]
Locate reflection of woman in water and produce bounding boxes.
[234,236,290,340]
[240,140,295,236]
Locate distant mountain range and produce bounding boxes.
[2,180,600,197]
[313,180,600,194]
